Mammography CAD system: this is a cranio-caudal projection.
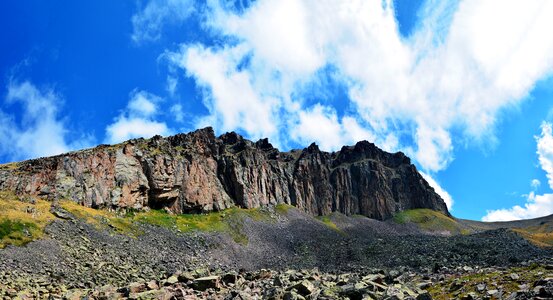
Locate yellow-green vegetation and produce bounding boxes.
[316,214,343,234]
[393,209,471,235]
[512,223,553,247]
[60,202,278,245]
[0,191,55,248]
[275,203,293,215]
[59,200,142,237]
[133,206,276,244]
[0,162,19,170]
[427,265,549,299]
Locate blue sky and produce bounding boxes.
[1,0,553,221]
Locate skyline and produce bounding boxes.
[1,0,553,221]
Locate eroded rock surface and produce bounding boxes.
[0,127,448,219]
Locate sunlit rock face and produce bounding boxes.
[0,127,449,220]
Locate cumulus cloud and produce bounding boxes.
[0,81,92,161]
[420,171,454,210]
[159,0,553,173]
[105,90,171,144]
[482,122,553,221]
[131,0,194,43]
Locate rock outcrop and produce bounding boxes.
[0,127,449,220]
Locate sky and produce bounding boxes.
[1,0,553,221]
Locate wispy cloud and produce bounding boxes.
[131,0,194,44]
[482,122,553,221]
[105,90,171,144]
[0,81,93,162]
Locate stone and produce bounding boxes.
[192,276,220,291]
[292,280,316,296]
[128,282,147,294]
[146,280,158,290]
[178,272,195,283]
[50,207,72,220]
[416,292,432,300]
[165,276,178,285]
[449,280,463,292]
[476,283,486,292]
[221,273,238,285]
[510,273,520,280]
[283,290,306,300]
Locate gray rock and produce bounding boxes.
[192,276,220,291]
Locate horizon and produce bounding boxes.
[1,0,553,222]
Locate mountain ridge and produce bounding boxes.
[0,127,449,220]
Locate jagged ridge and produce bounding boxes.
[0,127,449,220]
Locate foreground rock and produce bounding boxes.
[0,127,448,220]
[3,265,553,300]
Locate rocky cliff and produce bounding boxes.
[0,127,449,220]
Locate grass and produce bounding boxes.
[512,224,553,247]
[275,203,293,215]
[427,265,550,299]
[393,209,469,235]
[59,200,142,237]
[1,190,288,247]
[60,203,279,245]
[0,162,19,170]
[316,213,345,234]
[0,191,55,248]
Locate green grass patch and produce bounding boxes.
[427,265,549,299]
[0,162,19,170]
[0,191,55,248]
[60,200,142,237]
[275,203,293,215]
[0,219,39,247]
[393,209,466,234]
[317,214,344,234]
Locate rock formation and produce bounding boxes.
[0,127,449,220]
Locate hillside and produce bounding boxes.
[0,198,552,298]
[1,130,553,299]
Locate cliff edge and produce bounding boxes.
[0,127,449,220]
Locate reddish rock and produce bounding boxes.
[0,127,449,220]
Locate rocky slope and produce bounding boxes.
[0,127,448,220]
[0,204,551,299]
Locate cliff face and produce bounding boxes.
[0,127,449,220]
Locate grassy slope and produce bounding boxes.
[62,201,293,245]
[0,191,55,248]
[393,209,472,235]
[395,209,553,247]
[2,187,553,249]
[0,187,296,248]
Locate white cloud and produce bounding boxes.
[127,90,160,117]
[420,171,454,210]
[482,192,553,222]
[162,0,553,174]
[170,104,184,122]
[0,81,92,161]
[167,44,279,141]
[537,122,553,188]
[105,118,170,144]
[531,179,541,190]
[105,90,171,144]
[131,0,194,43]
[482,122,553,221]
[166,75,178,96]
